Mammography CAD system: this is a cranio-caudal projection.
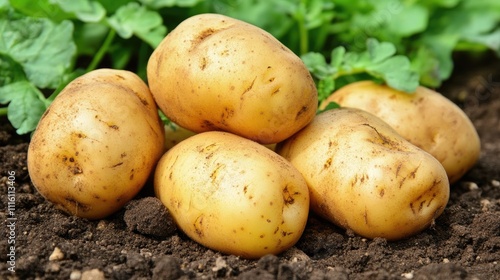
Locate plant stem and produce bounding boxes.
[332,67,367,80]
[0,107,8,116]
[86,28,116,72]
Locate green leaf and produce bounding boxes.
[216,0,296,40]
[301,52,335,79]
[330,46,346,68]
[107,2,167,48]
[420,33,459,84]
[464,29,500,55]
[410,46,441,88]
[342,51,370,70]
[366,55,419,92]
[96,0,136,14]
[420,0,460,8]
[425,6,498,38]
[0,10,77,89]
[303,0,335,29]
[139,0,203,9]
[367,38,396,64]
[8,0,70,21]
[317,78,335,102]
[10,0,105,23]
[0,53,26,92]
[303,39,419,94]
[386,4,429,36]
[54,0,106,23]
[4,81,47,134]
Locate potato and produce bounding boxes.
[276,108,450,240]
[321,81,480,183]
[27,69,165,219]
[147,13,317,144]
[154,131,309,258]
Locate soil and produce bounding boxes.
[1,54,499,280]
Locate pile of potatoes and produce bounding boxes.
[27,13,480,258]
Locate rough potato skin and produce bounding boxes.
[154,131,310,258]
[277,108,450,240]
[27,69,165,219]
[147,13,317,144]
[322,81,481,184]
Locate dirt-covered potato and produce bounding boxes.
[321,81,480,183]
[147,13,318,144]
[276,108,450,240]
[27,69,165,220]
[155,131,309,258]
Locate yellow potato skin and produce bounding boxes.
[147,13,318,144]
[27,69,165,219]
[321,81,480,184]
[154,131,310,258]
[276,108,450,240]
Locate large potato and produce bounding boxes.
[147,13,318,144]
[27,69,165,219]
[276,108,450,240]
[321,81,480,183]
[155,131,309,258]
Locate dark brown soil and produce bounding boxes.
[1,55,499,280]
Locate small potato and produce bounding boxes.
[147,13,317,144]
[321,81,480,183]
[155,131,309,258]
[277,108,450,240]
[27,69,165,219]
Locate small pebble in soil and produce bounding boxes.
[124,197,177,237]
[401,271,414,279]
[480,199,492,211]
[81,269,105,280]
[467,182,479,190]
[212,257,227,272]
[70,270,82,280]
[49,247,64,261]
